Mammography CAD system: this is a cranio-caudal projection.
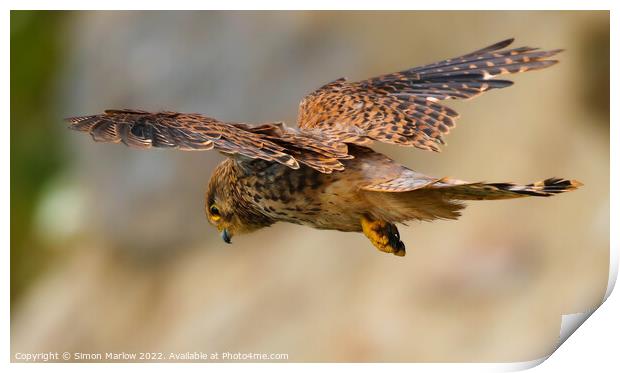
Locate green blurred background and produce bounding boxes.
[11,11,609,362]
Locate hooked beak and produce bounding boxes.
[221,228,232,244]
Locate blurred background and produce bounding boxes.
[10,11,609,362]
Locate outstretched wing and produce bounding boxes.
[66,109,351,173]
[298,38,562,151]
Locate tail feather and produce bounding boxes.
[435,177,583,200]
[363,174,581,225]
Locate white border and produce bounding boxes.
[4,2,616,372]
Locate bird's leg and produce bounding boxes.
[360,216,406,256]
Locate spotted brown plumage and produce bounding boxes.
[66,39,581,256]
[66,109,351,173]
[297,38,562,151]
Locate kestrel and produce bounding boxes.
[66,38,581,257]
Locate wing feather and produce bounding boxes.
[298,38,561,151]
[65,109,351,173]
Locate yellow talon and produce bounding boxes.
[361,216,406,256]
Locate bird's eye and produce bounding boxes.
[209,204,220,220]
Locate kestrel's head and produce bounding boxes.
[205,160,273,244]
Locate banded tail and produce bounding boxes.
[435,177,583,200]
[361,177,582,256]
[362,175,583,227]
